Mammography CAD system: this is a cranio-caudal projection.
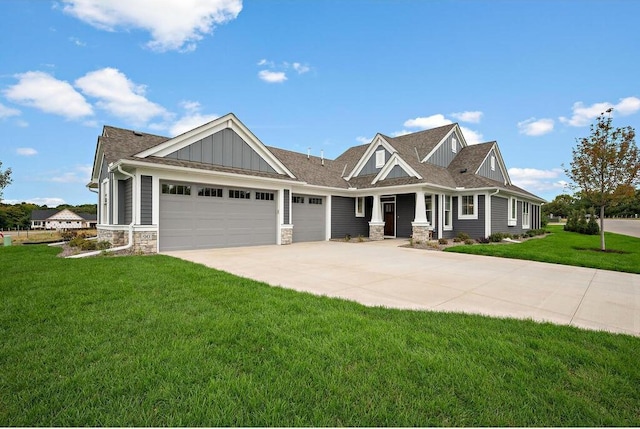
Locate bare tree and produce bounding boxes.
[565,109,640,250]
[0,161,12,203]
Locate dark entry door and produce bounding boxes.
[383,202,395,236]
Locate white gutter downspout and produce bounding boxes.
[67,166,135,258]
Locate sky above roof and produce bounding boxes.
[1,0,638,206]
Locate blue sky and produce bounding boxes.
[1,0,639,206]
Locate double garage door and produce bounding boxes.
[159,181,277,251]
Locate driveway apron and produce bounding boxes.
[164,239,640,337]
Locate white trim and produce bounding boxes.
[375,149,385,168]
[371,153,423,184]
[355,196,365,217]
[508,196,518,226]
[522,201,531,230]
[346,134,396,180]
[134,113,296,179]
[475,143,511,186]
[443,194,453,231]
[457,194,478,220]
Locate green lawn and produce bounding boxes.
[446,225,640,274]
[1,245,639,426]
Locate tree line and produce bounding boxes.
[0,203,97,230]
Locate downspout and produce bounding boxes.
[67,166,135,258]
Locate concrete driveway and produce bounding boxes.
[165,239,640,337]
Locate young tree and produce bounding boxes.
[565,109,640,250]
[0,161,11,202]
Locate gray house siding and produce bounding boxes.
[426,132,462,167]
[386,164,409,179]
[477,149,506,182]
[140,175,153,225]
[451,195,486,239]
[117,178,132,225]
[165,128,277,174]
[331,196,370,239]
[357,147,391,176]
[491,196,535,235]
[396,193,415,237]
[283,189,290,224]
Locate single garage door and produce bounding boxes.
[159,181,277,251]
[292,194,326,242]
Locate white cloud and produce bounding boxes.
[559,96,640,127]
[17,147,38,156]
[517,117,554,136]
[169,101,218,136]
[402,114,483,144]
[75,67,169,126]
[355,136,371,144]
[3,71,93,119]
[404,114,452,129]
[292,62,310,74]
[258,70,287,83]
[69,36,86,46]
[0,103,21,119]
[62,0,242,52]
[4,197,67,206]
[508,167,569,193]
[451,111,483,123]
[50,165,93,184]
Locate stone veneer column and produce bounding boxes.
[411,190,432,241]
[280,225,293,245]
[368,194,385,241]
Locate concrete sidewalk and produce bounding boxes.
[164,239,640,337]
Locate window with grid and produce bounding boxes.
[292,196,304,204]
[308,197,323,205]
[255,192,274,201]
[229,189,250,199]
[198,187,222,197]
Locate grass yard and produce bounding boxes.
[1,245,639,426]
[446,225,640,274]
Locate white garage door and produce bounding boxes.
[292,195,326,242]
[159,182,277,251]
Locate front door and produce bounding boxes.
[383,202,395,236]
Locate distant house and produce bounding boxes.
[88,113,545,253]
[30,209,97,230]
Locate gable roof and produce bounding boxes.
[31,209,59,221]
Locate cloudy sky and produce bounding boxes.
[1,0,638,206]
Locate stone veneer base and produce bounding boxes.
[368,223,385,241]
[411,224,433,242]
[281,225,293,245]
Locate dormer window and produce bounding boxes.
[375,149,385,168]
[491,155,496,171]
[451,137,457,153]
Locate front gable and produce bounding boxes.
[346,134,396,180]
[475,144,511,185]
[49,209,84,222]
[422,125,467,167]
[372,153,423,184]
[135,114,296,178]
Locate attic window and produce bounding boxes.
[491,155,496,171]
[375,149,385,168]
[451,137,457,153]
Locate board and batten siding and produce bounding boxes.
[451,195,486,239]
[165,128,277,174]
[386,164,410,179]
[477,149,506,182]
[117,178,133,225]
[140,175,153,225]
[356,147,391,176]
[330,196,370,239]
[426,132,463,168]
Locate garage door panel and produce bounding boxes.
[159,182,277,251]
[292,195,326,242]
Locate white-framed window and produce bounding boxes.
[425,195,433,225]
[508,197,517,226]
[443,195,452,230]
[309,197,323,205]
[522,201,530,229]
[255,192,274,201]
[162,184,191,195]
[198,187,222,197]
[355,196,365,217]
[451,137,457,153]
[458,194,478,220]
[229,189,250,199]
[375,149,385,168]
[491,155,496,171]
[293,196,304,204]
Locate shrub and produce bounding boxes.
[464,239,475,245]
[586,208,600,235]
[453,237,462,243]
[344,234,351,242]
[438,238,448,245]
[357,235,365,243]
[456,232,471,241]
[68,235,85,248]
[476,237,490,244]
[79,240,97,251]
[96,241,111,250]
[61,230,78,241]
[409,237,414,247]
[489,232,506,242]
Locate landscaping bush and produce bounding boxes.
[96,240,111,250]
[60,230,78,241]
[489,232,507,242]
[438,238,448,245]
[456,232,471,241]
[79,239,97,251]
[586,208,600,235]
[565,208,599,235]
[464,238,475,245]
[476,237,490,244]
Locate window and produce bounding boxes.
[229,189,250,199]
[451,137,457,153]
[425,195,433,224]
[458,194,478,219]
[162,184,191,195]
[375,149,385,168]
[491,155,496,171]
[444,195,452,230]
[522,201,530,229]
[292,196,304,204]
[255,192,274,201]
[309,197,323,205]
[355,196,365,217]
[508,197,517,226]
[198,187,222,197]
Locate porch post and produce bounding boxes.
[368,194,385,241]
[411,190,432,242]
